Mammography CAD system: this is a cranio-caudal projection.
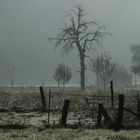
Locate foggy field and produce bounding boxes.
[0,86,140,139]
[1,0,140,139]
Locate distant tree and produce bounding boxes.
[89,53,116,90]
[110,64,133,86]
[130,64,140,86]
[53,64,72,89]
[49,5,109,91]
[130,44,140,86]
[130,44,140,64]
[6,65,18,87]
[53,66,61,87]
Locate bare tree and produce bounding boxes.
[53,64,72,89]
[130,44,140,65]
[130,44,140,86]
[130,64,140,86]
[111,64,132,86]
[6,65,18,87]
[53,65,62,87]
[50,5,108,91]
[89,53,116,90]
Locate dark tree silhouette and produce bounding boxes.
[110,64,132,86]
[6,65,18,87]
[89,53,116,90]
[130,45,140,86]
[50,5,108,91]
[130,44,140,64]
[53,64,72,89]
[130,64,140,86]
[53,65,61,87]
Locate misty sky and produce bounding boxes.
[0,0,140,85]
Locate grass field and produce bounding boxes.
[0,86,140,140]
[1,128,140,140]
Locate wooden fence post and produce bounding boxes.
[117,94,124,129]
[39,86,46,112]
[101,105,111,122]
[137,94,140,118]
[97,103,102,127]
[61,99,70,126]
[97,103,111,127]
[48,89,51,125]
[110,81,114,109]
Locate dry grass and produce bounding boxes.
[0,128,140,140]
[0,86,140,139]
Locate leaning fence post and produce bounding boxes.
[39,86,46,112]
[48,89,51,125]
[117,94,124,129]
[110,81,114,109]
[61,99,70,126]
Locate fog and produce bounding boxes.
[0,0,140,85]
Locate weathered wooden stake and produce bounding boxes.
[97,103,102,127]
[101,105,111,122]
[117,94,124,129]
[137,94,140,118]
[61,99,70,126]
[39,86,46,112]
[110,81,114,109]
[97,103,111,127]
[48,89,51,125]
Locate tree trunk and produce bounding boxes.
[96,74,99,89]
[80,52,85,91]
[11,79,14,87]
[63,81,65,90]
[134,73,137,87]
[103,78,106,92]
[57,82,60,88]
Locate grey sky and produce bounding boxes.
[0,0,140,85]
